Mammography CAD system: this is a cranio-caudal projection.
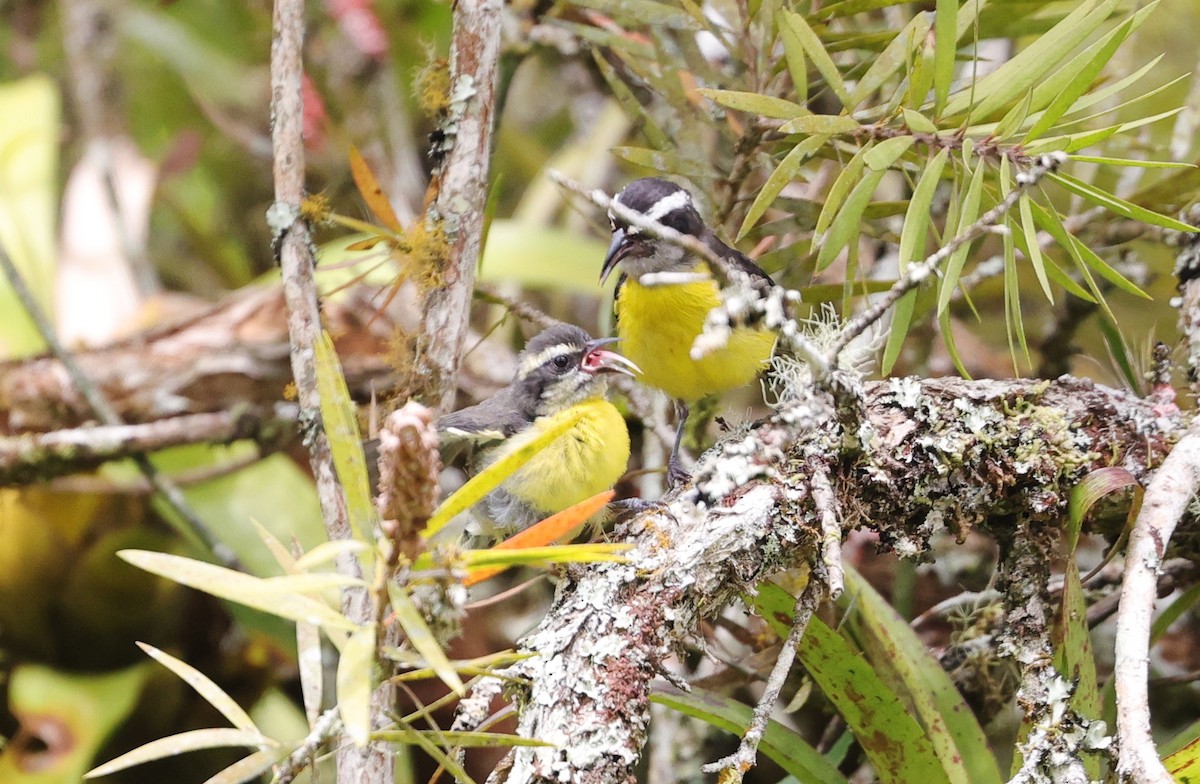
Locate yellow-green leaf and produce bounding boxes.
[779,11,853,108]
[937,157,987,316]
[86,729,270,779]
[864,135,915,172]
[337,625,376,747]
[423,405,588,538]
[738,134,829,239]
[119,550,360,632]
[136,643,259,733]
[315,330,376,544]
[695,89,806,119]
[778,114,861,135]
[932,0,957,115]
[388,584,465,695]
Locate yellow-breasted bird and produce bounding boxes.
[437,323,639,533]
[601,177,777,485]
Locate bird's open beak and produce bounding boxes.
[600,229,630,285]
[582,337,641,377]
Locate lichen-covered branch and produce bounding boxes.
[416,0,503,412]
[471,376,1182,783]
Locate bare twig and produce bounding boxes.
[416,0,504,412]
[0,405,296,485]
[0,243,230,562]
[267,0,380,779]
[274,707,343,784]
[1114,423,1200,784]
[810,467,844,599]
[702,578,821,782]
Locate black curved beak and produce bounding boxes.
[600,229,629,285]
[581,337,641,377]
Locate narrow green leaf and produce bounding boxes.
[906,33,936,110]
[932,0,958,115]
[1097,317,1139,390]
[120,550,360,632]
[1027,199,1149,300]
[571,0,698,28]
[696,88,806,119]
[386,718,477,784]
[817,169,887,271]
[1165,735,1200,783]
[135,643,258,734]
[999,158,1030,369]
[1152,584,1200,644]
[844,568,1001,784]
[812,0,911,20]
[373,729,552,748]
[813,145,870,244]
[1017,195,1053,302]
[778,114,861,135]
[1023,14,1138,141]
[201,746,292,784]
[954,0,987,40]
[993,90,1034,140]
[738,134,829,239]
[653,687,850,784]
[942,0,1121,119]
[777,9,808,104]
[424,405,587,537]
[1067,468,1138,551]
[864,135,915,172]
[779,11,853,108]
[337,625,376,747]
[86,729,270,778]
[903,108,938,134]
[1048,171,1196,232]
[388,583,465,696]
[1067,155,1196,170]
[939,308,972,378]
[315,330,375,543]
[937,158,987,316]
[898,148,949,268]
[881,290,917,376]
[852,14,932,108]
[412,543,630,571]
[754,583,953,784]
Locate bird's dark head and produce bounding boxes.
[602,178,705,283]
[514,323,640,415]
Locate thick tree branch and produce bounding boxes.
[470,376,1182,783]
[416,0,503,412]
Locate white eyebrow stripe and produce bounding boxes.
[518,344,578,377]
[644,190,692,221]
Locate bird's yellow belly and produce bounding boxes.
[495,399,630,517]
[616,278,776,401]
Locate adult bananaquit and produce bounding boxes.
[437,323,639,534]
[601,177,776,485]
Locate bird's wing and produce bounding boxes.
[721,244,775,287]
[436,387,531,450]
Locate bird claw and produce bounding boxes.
[667,458,691,490]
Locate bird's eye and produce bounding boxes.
[552,355,571,372]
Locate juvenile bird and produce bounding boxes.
[601,177,776,485]
[437,323,639,534]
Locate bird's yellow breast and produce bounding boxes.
[491,398,630,517]
[615,271,776,401]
